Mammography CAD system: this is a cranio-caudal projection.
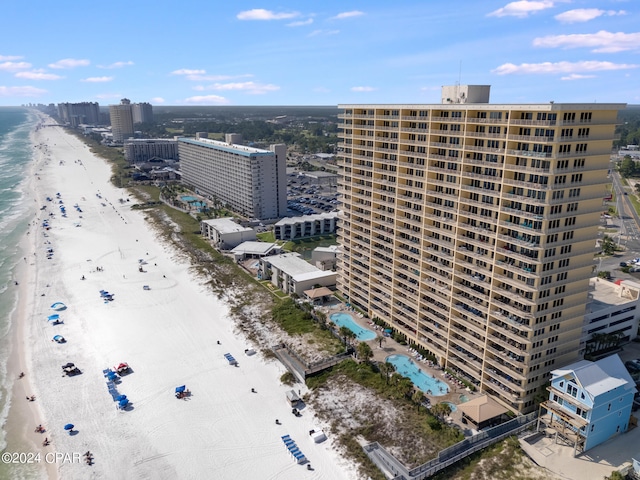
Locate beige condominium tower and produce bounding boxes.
[337,86,624,413]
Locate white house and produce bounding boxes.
[259,252,337,296]
[201,217,256,250]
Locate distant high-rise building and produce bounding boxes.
[109,98,134,143]
[178,134,287,220]
[57,102,100,127]
[132,102,153,124]
[337,86,624,413]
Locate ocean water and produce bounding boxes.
[0,107,41,479]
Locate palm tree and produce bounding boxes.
[357,342,373,363]
[379,361,396,384]
[339,326,356,347]
[378,335,386,349]
[412,390,425,411]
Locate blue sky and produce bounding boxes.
[0,0,638,106]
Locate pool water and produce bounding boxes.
[385,354,449,396]
[181,196,206,207]
[459,394,470,403]
[442,401,457,412]
[330,313,376,341]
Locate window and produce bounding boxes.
[567,384,578,397]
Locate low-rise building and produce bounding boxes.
[583,278,640,356]
[259,252,337,296]
[124,138,179,164]
[201,217,256,250]
[311,246,338,271]
[274,212,338,240]
[539,354,637,455]
[230,241,280,261]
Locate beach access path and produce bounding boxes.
[19,120,356,479]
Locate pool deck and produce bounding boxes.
[317,302,481,430]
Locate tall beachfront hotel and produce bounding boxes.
[337,86,624,413]
[178,134,287,220]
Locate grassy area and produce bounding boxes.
[430,436,542,480]
[256,231,275,243]
[282,234,337,255]
[272,298,344,355]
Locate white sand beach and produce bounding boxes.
[14,118,356,479]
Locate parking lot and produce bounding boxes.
[287,173,339,216]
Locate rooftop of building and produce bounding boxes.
[231,241,278,256]
[586,278,640,314]
[264,252,336,282]
[201,217,253,234]
[178,136,274,157]
[338,102,626,110]
[552,354,636,398]
[275,212,339,226]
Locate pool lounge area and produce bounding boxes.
[330,313,376,341]
[385,354,449,396]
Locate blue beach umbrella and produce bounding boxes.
[48,314,59,321]
[64,424,74,431]
[116,394,127,401]
[119,399,129,408]
[53,335,64,343]
[175,386,186,393]
[107,372,118,381]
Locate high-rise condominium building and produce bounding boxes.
[178,134,287,220]
[132,102,153,124]
[109,98,135,143]
[57,102,100,127]
[337,86,624,413]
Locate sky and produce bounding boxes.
[0,0,638,106]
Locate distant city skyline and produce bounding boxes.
[1,0,638,106]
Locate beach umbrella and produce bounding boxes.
[119,399,129,408]
[48,314,59,321]
[116,394,127,401]
[53,335,64,343]
[175,385,186,393]
[106,372,118,381]
[64,424,74,431]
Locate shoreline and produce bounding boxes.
[3,111,56,479]
[7,115,355,478]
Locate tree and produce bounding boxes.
[378,335,386,349]
[412,390,425,410]
[379,361,395,384]
[339,326,356,347]
[618,155,636,178]
[356,342,373,363]
[601,235,616,256]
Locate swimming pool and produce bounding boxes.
[385,354,449,396]
[330,313,376,341]
[459,394,470,403]
[181,195,197,202]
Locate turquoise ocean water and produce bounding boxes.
[0,107,41,479]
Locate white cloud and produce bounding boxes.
[81,76,114,83]
[287,18,313,27]
[98,61,134,69]
[492,60,638,75]
[15,71,62,80]
[554,9,626,23]
[237,9,299,21]
[331,11,364,20]
[171,69,206,76]
[0,61,32,72]
[194,81,279,95]
[48,58,90,69]
[150,97,165,104]
[533,30,640,53]
[0,55,23,61]
[561,73,596,80]
[308,29,340,37]
[0,85,47,97]
[184,95,230,105]
[351,86,376,92]
[488,1,554,18]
